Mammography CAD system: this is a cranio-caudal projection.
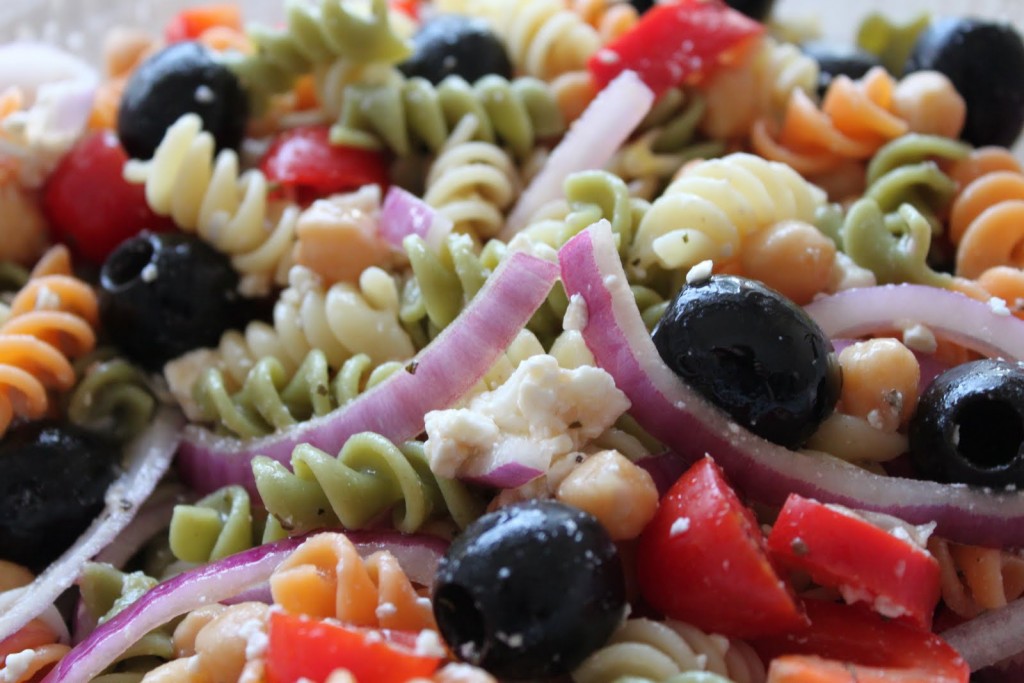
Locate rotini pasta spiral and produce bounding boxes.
[567,0,638,42]
[168,485,286,564]
[929,536,1024,619]
[458,0,601,80]
[699,36,819,141]
[270,531,436,630]
[421,116,521,239]
[331,74,565,159]
[856,12,930,76]
[572,618,766,683]
[253,432,484,534]
[123,113,298,295]
[0,247,99,437]
[630,153,827,271]
[226,0,410,109]
[950,163,1024,279]
[65,348,157,443]
[193,349,402,438]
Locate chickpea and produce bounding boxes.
[740,220,836,305]
[556,450,658,541]
[838,339,920,432]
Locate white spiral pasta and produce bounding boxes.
[631,152,827,270]
[572,618,766,683]
[123,113,297,295]
[423,116,520,239]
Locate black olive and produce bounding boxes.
[628,0,655,13]
[118,42,249,160]
[724,0,775,21]
[801,41,883,97]
[398,15,512,85]
[433,500,625,679]
[99,232,250,370]
[652,275,841,449]
[0,422,119,572]
[905,18,1024,147]
[909,359,1024,488]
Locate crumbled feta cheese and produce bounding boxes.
[375,602,398,619]
[240,618,269,659]
[563,293,589,332]
[141,263,158,283]
[414,629,447,658]
[901,323,937,354]
[685,259,714,284]
[424,356,630,479]
[669,517,691,537]
[1,649,37,683]
[989,296,1012,316]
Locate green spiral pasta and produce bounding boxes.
[0,261,28,292]
[841,198,952,287]
[193,349,403,438]
[856,12,930,76]
[864,134,970,232]
[168,485,286,563]
[65,349,157,443]
[79,563,173,683]
[253,432,484,534]
[227,0,411,109]
[331,73,565,159]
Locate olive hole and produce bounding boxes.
[955,397,1024,470]
[434,583,487,664]
[103,238,155,290]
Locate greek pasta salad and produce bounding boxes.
[2,0,1024,681]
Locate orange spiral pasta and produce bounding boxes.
[0,246,99,436]
[269,532,436,631]
[929,536,1024,619]
[948,163,1024,278]
[0,564,70,683]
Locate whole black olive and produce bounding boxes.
[652,275,841,448]
[909,359,1024,488]
[100,232,249,370]
[399,15,512,85]
[433,500,625,679]
[724,0,775,21]
[628,0,655,13]
[905,18,1024,147]
[0,422,119,572]
[801,41,883,97]
[118,41,249,160]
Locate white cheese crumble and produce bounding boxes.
[563,293,589,332]
[685,259,714,284]
[424,355,630,479]
[240,618,268,659]
[141,263,158,283]
[901,323,937,354]
[415,629,447,658]
[989,296,1012,316]
[1,649,37,683]
[669,517,691,537]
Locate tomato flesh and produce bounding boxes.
[164,4,242,43]
[635,457,806,638]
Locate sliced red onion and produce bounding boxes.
[0,42,97,104]
[502,70,655,238]
[178,252,559,496]
[944,597,1024,672]
[380,186,452,253]
[558,221,1024,547]
[42,531,447,683]
[636,451,689,497]
[806,286,1024,360]
[220,582,274,606]
[0,409,183,643]
[92,485,189,569]
[463,462,545,489]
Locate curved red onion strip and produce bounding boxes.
[944,597,1024,671]
[177,251,560,495]
[0,408,183,642]
[43,531,447,683]
[558,221,1024,547]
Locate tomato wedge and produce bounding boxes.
[588,0,764,97]
[767,494,941,630]
[265,612,442,683]
[259,125,390,205]
[755,601,969,683]
[164,4,242,43]
[635,457,806,638]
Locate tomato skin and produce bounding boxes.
[42,130,175,266]
[265,612,441,683]
[259,125,390,206]
[635,457,807,638]
[767,495,941,630]
[755,601,969,683]
[389,0,420,20]
[164,4,242,43]
[588,0,764,97]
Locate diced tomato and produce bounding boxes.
[265,612,442,683]
[389,0,420,21]
[635,457,807,639]
[588,0,764,97]
[42,130,175,265]
[165,4,242,43]
[767,494,941,630]
[259,125,390,206]
[754,601,969,683]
